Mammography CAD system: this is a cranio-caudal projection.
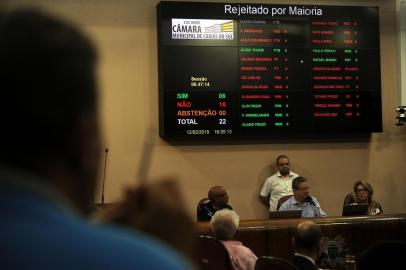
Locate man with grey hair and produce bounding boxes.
[291,221,323,270]
[279,176,326,217]
[210,209,257,270]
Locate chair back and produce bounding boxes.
[196,197,210,221]
[343,192,354,206]
[277,195,293,210]
[197,235,232,270]
[255,256,299,270]
[357,240,406,270]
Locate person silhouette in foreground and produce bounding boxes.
[356,240,406,270]
[0,9,192,269]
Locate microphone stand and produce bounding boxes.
[101,148,109,205]
[306,196,320,216]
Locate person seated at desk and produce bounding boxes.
[197,186,232,221]
[210,209,257,270]
[279,176,326,217]
[344,180,383,215]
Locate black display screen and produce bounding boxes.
[157,2,382,140]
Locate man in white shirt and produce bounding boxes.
[260,155,298,212]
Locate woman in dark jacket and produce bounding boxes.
[344,180,383,215]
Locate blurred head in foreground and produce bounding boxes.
[0,8,100,212]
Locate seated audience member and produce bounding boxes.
[356,240,406,270]
[291,221,322,270]
[279,176,326,217]
[198,186,232,221]
[343,180,383,215]
[260,155,299,212]
[210,209,257,270]
[0,9,190,269]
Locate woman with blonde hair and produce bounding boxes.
[344,180,383,215]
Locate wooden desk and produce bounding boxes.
[196,214,406,267]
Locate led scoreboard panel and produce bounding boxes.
[157,2,382,140]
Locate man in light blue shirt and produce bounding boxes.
[279,176,326,217]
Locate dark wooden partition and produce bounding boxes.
[196,214,406,261]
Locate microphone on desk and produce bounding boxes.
[101,148,109,205]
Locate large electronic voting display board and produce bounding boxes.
[157,2,382,140]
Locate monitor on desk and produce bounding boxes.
[342,204,369,216]
[269,210,302,219]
